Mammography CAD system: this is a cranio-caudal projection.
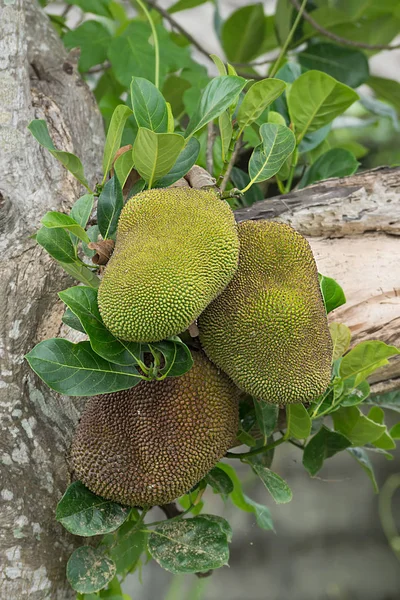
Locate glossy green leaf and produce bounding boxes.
[58,286,143,367]
[299,149,359,189]
[340,341,400,386]
[251,464,292,504]
[148,337,193,378]
[102,105,133,179]
[168,0,208,14]
[205,466,234,495]
[303,426,352,476]
[97,176,123,240]
[133,128,185,188]
[237,428,257,447]
[36,226,77,264]
[286,404,312,440]
[199,514,232,542]
[340,380,371,408]
[62,308,86,333]
[287,71,359,143]
[155,137,200,187]
[41,212,90,244]
[166,103,174,133]
[247,123,296,186]
[185,76,247,138]
[28,120,90,190]
[368,76,400,114]
[70,194,95,247]
[130,78,168,133]
[217,463,274,530]
[390,423,400,439]
[319,274,346,314]
[221,4,265,63]
[218,111,232,162]
[329,322,352,361]
[64,0,113,18]
[25,339,141,396]
[102,520,146,578]
[367,407,396,450]
[162,75,192,117]
[64,20,112,72]
[254,400,278,443]
[347,447,378,493]
[59,261,100,289]
[298,43,369,88]
[67,547,116,593]
[210,54,227,76]
[148,516,229,574]
[114,151,134,189]
[56,481,129,536]
[237,79,286,131]
[332,406,386,446]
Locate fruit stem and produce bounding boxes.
[225,434,287,459]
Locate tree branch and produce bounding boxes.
[290,0,400,50]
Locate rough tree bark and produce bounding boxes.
[0,2,399,598]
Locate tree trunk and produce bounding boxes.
[0,2,399,598]
[0,1,104,597]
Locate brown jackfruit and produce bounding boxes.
[98,187,239,343]
[198,220,333,404]
[70,351,239,507]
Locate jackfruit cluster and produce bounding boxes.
[198,221,332,404]
[98,187,239,342]
[70,351,239,507]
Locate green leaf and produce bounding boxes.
[287,71,359,143]
[205,466,234,495]
[298,43,369,88]
[329,322,352,361]
[251,464,292,504]
[339,341,400,386]
[102,105,133,180]
[130,78,168,133]
[185,76,247,138]
[237,429,257,447]
[299,149,359,189]
[97,176,123,240]
[114,151,134,189]
[70,194,95,247]
[155,137,200,187]
[253,400,278,443]
[221,4,265,63]
[347,447,378,493]
[28,120,90,190]
[133,129,185,188]
[64,0,113,18]
[60,261,100,289]
[25,339,142,396]
[303,426,352,476]
[218,111,232,162]
[247,123,296,185]
[340,380,370,408]
[286,404,312,440]
[41,212,90,244]
[58,286,143,367]
[367,407,396,450]
[332,406,386,446]
[359,93,399,131]
[67,546,116,594]
[368,76,400,114]
[56,481,129,536]
[217,463,274,530]
[166,103,174,133]
[237,79,286,132]
[162,75,192,117]
[102,522,146,578]
[148,337,193,378]
[148,516,230,574]
[62,308,86,333]
[366,389,400,413]
[390,423,400,439]
[168,0,208,13]
[210,54,227,76]
[64,20,112,72]
[199,514,233,542]
[36,226,77,264]
[319,274,346,314]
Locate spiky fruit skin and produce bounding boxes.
[98,188,239,342]
[70,351,239,507]
[198,220,333,404]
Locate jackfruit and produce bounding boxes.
[98,188,239,342]
[70,350,239,507]
[198,220,332,404]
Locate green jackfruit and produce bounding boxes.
[70,351,239,507]
[98,187,239,342]
[198,221,333,404]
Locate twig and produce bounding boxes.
[145,0,214,62]
[226,434,286,459]
[87,61,111,74]
[269,0,308,78]
[135,0,160,88]
[61,4,72,18]
[206,123,216,175]
[159,502,183,519]
[220,136,242,192]
[290,0,400,51]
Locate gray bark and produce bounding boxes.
[0,2,399,599]
[0,1,104,598]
